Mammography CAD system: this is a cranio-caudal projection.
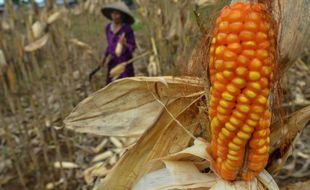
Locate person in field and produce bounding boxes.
[100,2,136,84]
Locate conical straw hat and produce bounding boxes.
[101,2,134,24]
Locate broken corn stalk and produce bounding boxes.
[208,2,276,181]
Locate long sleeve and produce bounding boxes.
[124,26,136,54]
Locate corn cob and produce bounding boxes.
[208,2,276,181]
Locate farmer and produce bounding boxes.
[100,2,136,84]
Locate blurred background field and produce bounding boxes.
[0,0,309,189]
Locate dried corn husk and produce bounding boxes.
[53,161,79,169]
[92,151,113,163]
[111,51,151,79]
[47,11,61,24]
[64,77,204,137]
[88,2,96,14]
[95,92,204,189]
[69,38,92,50]
[0,49,7,70]
[110,63,126,80]
[115,42,123,57]
[31,21,47,39]
[194,0,216,7]
[147,55,159,76]
[24,34,49,52]
[132,140,278,190]
[1,20,12,31]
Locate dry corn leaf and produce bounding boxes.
[24,34,49,52]
[267,105,310,174]
[275,0,310,71]
[64,77,204,137]
[95,89,204,189]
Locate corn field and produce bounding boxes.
[0,0,309,190]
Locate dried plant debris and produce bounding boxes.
[0,0,309,190]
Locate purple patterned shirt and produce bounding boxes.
[104,23,136,84]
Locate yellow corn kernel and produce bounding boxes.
[227,154,240,161]
[232,77,246,88]
[222,91,234,101]
[245,89,257,98]
[236,67,248,76]
[257,49,269,59]
[232,137,244,145]
[249,71,261,81]
[219,99,234,108]
[237,131,251,140]
[210,47,215,55]
[238,104,250,113]
[242,41,256,49]
[251,105,265,113]
[212,37,216,44]
[246,119,257,127]
[225,122,238,131]
[222,128,232,137]
[227,84,239,95]
[211,118,221,132]
[232,110,246,120]
[248,82,261,91]
[255,145,269,154]
[238,94,250,104]
[215,46,226,56]
[241,124,254,133]
[229,116,242,126]
[223,70,234,79]
[228,142,241,151]
[217,106,229,115]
